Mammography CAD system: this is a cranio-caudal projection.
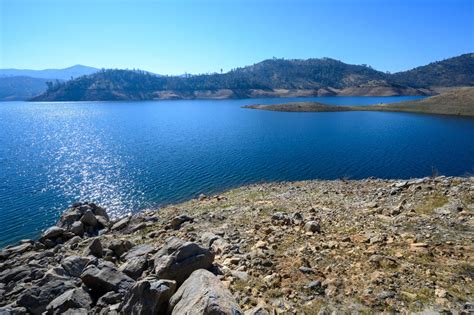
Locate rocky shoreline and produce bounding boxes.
[1,176,473,314]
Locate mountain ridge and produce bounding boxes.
[2,53,472,101]
[32,53,473,101]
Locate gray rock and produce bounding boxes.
[96,291,123,308]
[154,237,214,285]
[92,205,109,221]
[123,244,154,261]
[271,212,292,225]
[62,308,88,315]
[81,209,98,228]
[41,227,64,240]
[45,287,92,314]
[120,256,148,280]
[304,221,320,233]
[0,242,32,259]
[230,270,249,282]
[121,278,176,315]
[38,266,71,284]
[58,208,83,229]
[299,266,314,274]
[0,306,28,315]
[96,216,109,229]
[109,240,134,258]
[111,217,130,231]
[84,238,103,258]
[81,261,134,298]
[245,305,270,315]
[18,280,76,315]
[168,215,193,230]
[201,232,220,247]
[378,290,396,300]
[169,269,242,315]
[61,256,93,277]
[201,233,230,255]
[70,221,84,236]
[0,266,31,283]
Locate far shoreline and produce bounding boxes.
[243,87,474,117]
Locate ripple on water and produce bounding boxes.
[0,97,473,247]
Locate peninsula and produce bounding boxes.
[244,87,474,117]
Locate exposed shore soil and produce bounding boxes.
[1,176,473,314]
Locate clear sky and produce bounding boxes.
[1,0,473,74]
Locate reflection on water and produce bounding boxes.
[0,96,473,247]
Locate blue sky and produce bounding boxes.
[1,0,473,74]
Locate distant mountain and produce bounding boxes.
[0,76,56,101]
[23,53,474,101]
[0,65,99,101]
[0,65,99,80]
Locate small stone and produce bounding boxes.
[254,241,268,249]
[168,215,193,230]
[435,288,448,298]
[299,266,314,274]
[378,290,395,300]
[410,243,429,252]
[304,221,320,233]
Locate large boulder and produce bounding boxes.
[123,244,155,261]
[80,210,98,229]
[153,237,214,285]
[120,277,176,315]
[61,256,94,278]
[84,238,103,258]
[168,269,242,315]
[41,227,64,241]
[45,287,92,314]
[0,265,31,284]
[120,255,148,280]
[80,261,134,298]
[108,239,134,258]
[18,280,76,315]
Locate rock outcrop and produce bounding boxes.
[120,277,176,315]
[169,269,242,314]
[153,237,214,285]
[0,176,473,314]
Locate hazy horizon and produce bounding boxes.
[1,0,473,75]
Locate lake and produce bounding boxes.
[1,96,473,247]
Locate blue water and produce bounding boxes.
[1,96,473,247]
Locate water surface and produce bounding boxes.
[1,96,473,247]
